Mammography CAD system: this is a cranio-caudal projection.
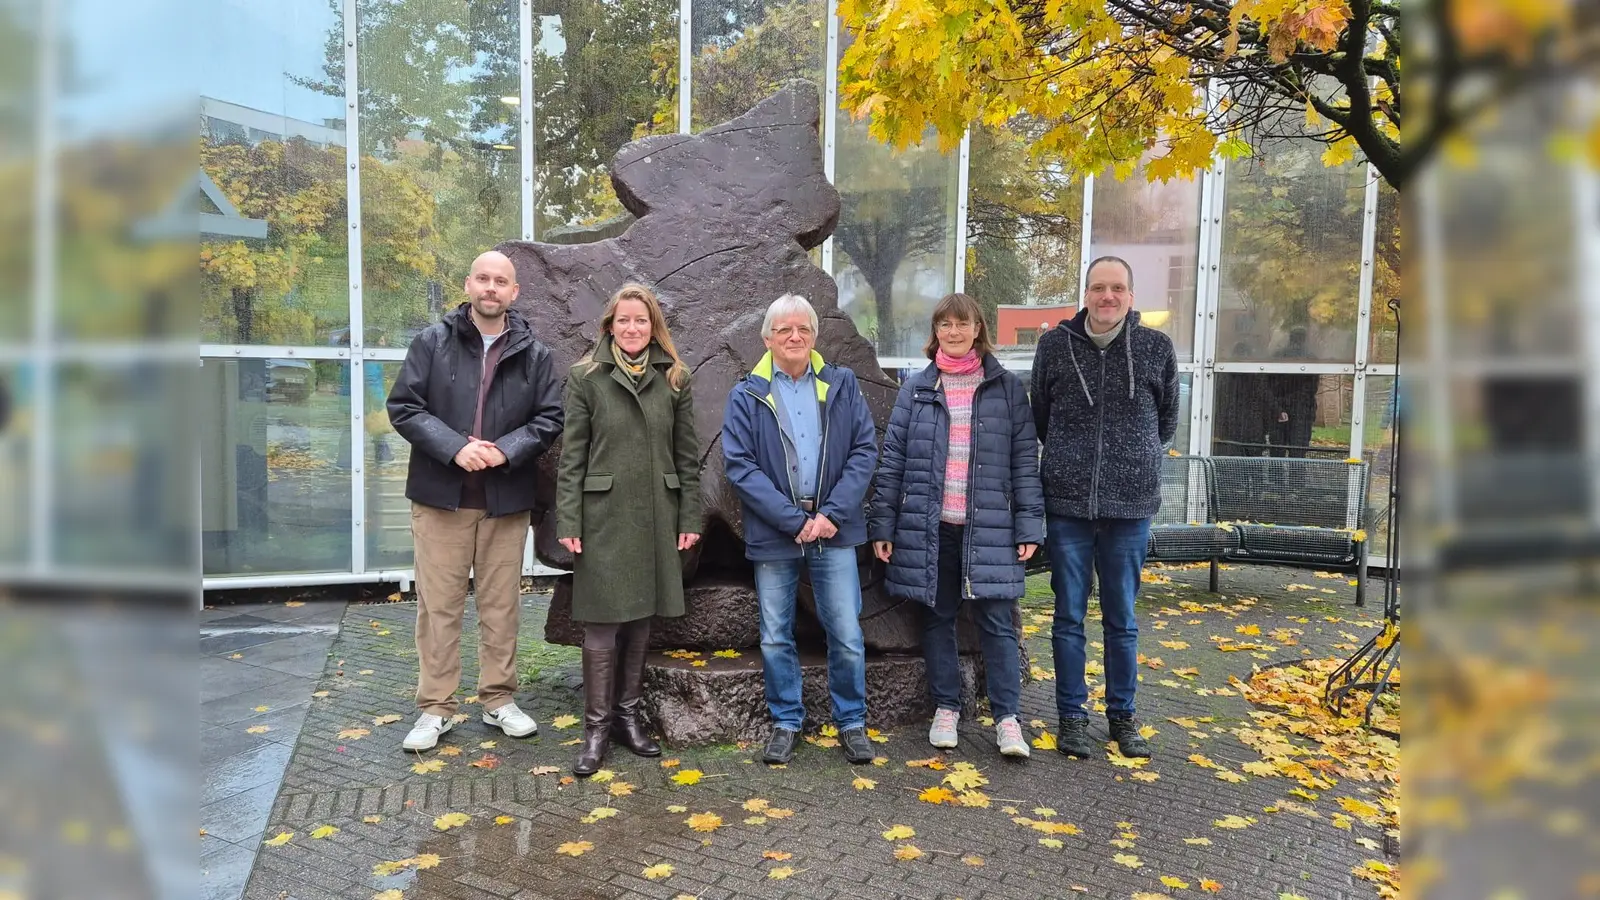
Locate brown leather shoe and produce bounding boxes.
[610,628,661,757]
[574,644,615,777]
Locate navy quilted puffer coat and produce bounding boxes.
[868,355,1045,605]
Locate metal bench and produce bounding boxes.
[1145,454,1372,605]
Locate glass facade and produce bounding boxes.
[194,2,1399,581]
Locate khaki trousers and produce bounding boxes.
[411,502,528,716]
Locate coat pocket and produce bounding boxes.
[583,474,614,492]
[663,473,681,490]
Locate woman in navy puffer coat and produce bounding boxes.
[868,293,1045,758]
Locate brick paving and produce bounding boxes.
[239,564,1396,900]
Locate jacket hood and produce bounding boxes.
[1061,307,1142,341]
[745,350,832,403]
[1059,307,1140,405]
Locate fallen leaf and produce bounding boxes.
[373,890,403,900]
[608,781,635,797]
[1214,815,1255,829]
[359,668,376,674]
[743,798,770,812]
[1112,853,1143,869]
[768,866,797,879]
[1158,640,1190,650]
[411,759,446,774]
[312,690,330,698]
[918,786,957,805]
[556,840,593,856]
[470,753,501,770]
[413,853,441,870]
[589,769,616,783]
[957,791,992,808]
[905,757,946,769]
[494,815,515,825]
[744,816,768,825]
[1214,770,1246,783]
[362,815,382,824]
[872,757,888,766]
[1131,771,1161,782]
[1236,624,1262,636]
[766,808,795,819]
[852,776,876,790]
[438,745,463,757]
[666,805,688,813]
[962,854,985,866]
[881,824,915,841]
[893,844,925,860]
[1033,807,1057,818]
[1039,837,1065,849]
[641,863,674,880]
[685,812,724,832]
[253,705,270,713]
[1200,878,1223,892]
[942,764,988,790]
[1109,839,1137,850]
[372,859,411,877]
[1184,837,1213,845]
[549,714,579,730]
[581,807,619,824]
[478,740,498,750]
[1031,730,1058,751]
[529,765,559,776]
[763,849,793,861]
[338,728,371,741]
[672,769,705,786]
[284,600,305,607]
[246,725,271,734]
[1161,876,1191,889]
[1131,894,1175,900]
[713,649,742,658]
[372,714,402,726]
[310,825,339,839]
[263,832,293,846]
[691,660,708,667]
[433,813,470,830]
[660,758,681,768]
[229,653,243,659]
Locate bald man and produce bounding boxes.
[388,250,564,751]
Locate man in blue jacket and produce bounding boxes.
[723,294,879,766]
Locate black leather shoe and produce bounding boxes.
[1057,717,1096,758]
[761,727,798,765]
[1108,717,1152,758]
[840,727,875,764]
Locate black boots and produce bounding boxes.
[573,644,614,777]
[610,629,661,757]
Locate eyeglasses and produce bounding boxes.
[771,325,815,339]
[936,320,976,333]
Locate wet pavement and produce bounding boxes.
[201,565,1398,900]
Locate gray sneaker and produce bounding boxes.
[928,708,959,749]
[995,716,1030,758]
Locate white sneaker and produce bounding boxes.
[996,715,1031,758]
[482,702,538,738]
[928,708,959,749]
[403,713,453,751]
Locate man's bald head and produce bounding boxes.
[463,249,520,326]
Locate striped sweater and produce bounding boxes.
[939,370,983,524]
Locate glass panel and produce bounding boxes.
[1212,373,1353,460]
[971,124,1083,360]
[200,0,349,345]
[54,363,193,571]
[1174,372,1193,454]
[1370,181,1399,364]
[1088,163,1200,362]
[200,358,352,575]
[1217,140,1366,363]
[358,0,521,347]
[532,0,679,240]
[364,361,413,570]
[0,364,30,564]
[1362,376,1396,559]
[1449,374,1589,526]
[691,0,827,133]
[0,0,34,344]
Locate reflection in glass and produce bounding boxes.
[1213,374,1353,460]
[1088,164,1199,362]
[0,0,35,344]
[55,364,193,571]
[1217,140,1365,363]
[691,0,826,133]
[201,359,351,575]
[1362,376,1396,558]
[356,0,521,346]
[969,124,1082,352]
[832,115,959,356]
[365,362,414,569]
[200,0,348,345]
[532,0,679,240]
[1370,181,1399,364]
[0,364,29,564]
[1173,373,1193,454]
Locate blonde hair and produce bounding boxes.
[583,282,690,390]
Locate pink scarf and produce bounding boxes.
[935,348,982,375]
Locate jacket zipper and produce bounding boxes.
[1089,341,1107,520]
[743,386,802,507]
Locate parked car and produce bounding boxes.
[265,359,314,403]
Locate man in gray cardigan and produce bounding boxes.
[1030,256,1179,760]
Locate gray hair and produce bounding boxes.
[761,293,818,338]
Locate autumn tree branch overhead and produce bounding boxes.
[837,0,1600,191]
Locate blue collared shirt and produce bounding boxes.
[770,367,822,499]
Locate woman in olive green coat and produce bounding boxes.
[557,282,702,776]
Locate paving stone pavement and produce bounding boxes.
[237,564,1397,900]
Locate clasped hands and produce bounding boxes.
[794,514,838,544]
[453,437,507,472]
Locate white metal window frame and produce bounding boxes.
[196,0,1403,589]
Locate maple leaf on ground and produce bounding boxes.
[1033,807,1057,818]
[1184,837,1213,846]
[338,728,371,741]
[529,765,559,776]
[762,850,792,860]
[608,781,635,797]
[957,791,991,808]
[1039,837,1064,849]
[1108,753,1149,768]
[1131,771,1161,782]
[666,805,687,813]
[1161,876,1191,889]
[893,844,925,860]
[372,859,411,876]
[744,816,769,825]
[309,825,339,839]
[555,840,593,856]
[362,815,382,824]
[589,769,616,783]
[1236,624,1262,636]
[765,808,795,819]
[1131,894,1175,900]
[713,649,742,658]
[685,812,724,832]
[246,725,271,734]
[549,714,579,730]
[1200,878,1223,892]
[671,769,705,786]
[470,754,501,769]
[433,813,470,831]
[411,759,447,774]
[374,890,404,900]
[768,866,797,879]
[581,807,619,824]
[659,758,680,768]
[962,855,985,866]
[942,764,988,790]
[494,815,515,825]
[881,824,915,841]
[1214,815,1255,829]
[918,786,957,805]
[372,714,402,726]
[1031,730,1058,751]
[263,832,293,847]
[1112,853,1143,869]
[413,853,441,870]
[641,863,674,880]
[742,798,770,812]
[852,776,876,790]
[905,757,946,769]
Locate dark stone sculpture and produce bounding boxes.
[499,81,1020,743]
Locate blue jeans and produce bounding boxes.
[1046,515,1151,720]
[754,544,868,731]
[923,523,1021,719]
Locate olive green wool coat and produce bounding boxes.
[555,337,702,623]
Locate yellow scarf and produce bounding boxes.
[610,339,649,384]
